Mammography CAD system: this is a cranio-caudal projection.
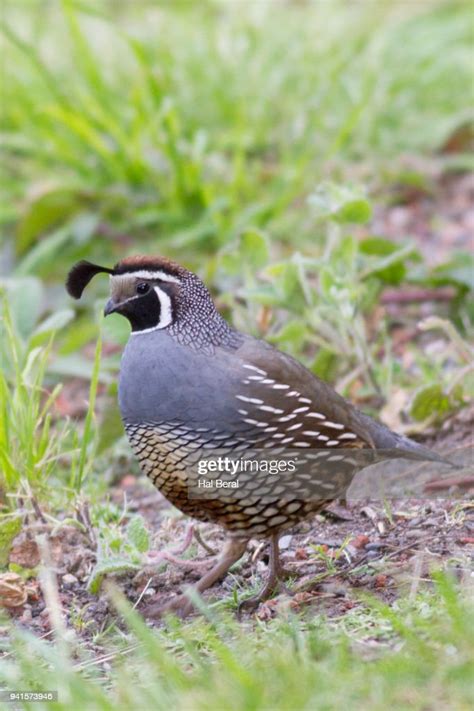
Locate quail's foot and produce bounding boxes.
[136,524,218,583]
[238,534,293,615]
[144,537,249,620]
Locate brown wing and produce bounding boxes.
[231,336,372,451]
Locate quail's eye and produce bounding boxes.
[136,282,150,295]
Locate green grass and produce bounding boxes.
[1,576,473,711]
[1,1,472,270]
[0,1,473,709]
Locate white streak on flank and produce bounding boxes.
[302,430,321,437]
[236,395,264,404]
[272,383,290,390]
[306,412,326,420]
[327,455,345,462]
[281,437,294,444]
[261,378,275,385]
[293,441,311,448]
[243,364,267,376]
[255,421,269,428]
[243,418,261,426]
[264,426,278,433]
[298,397,311,404]
[130,286,173,335]
[287,423,303,431]
[286,390,300,397]
[278,414,297,422]
[259,405,284,414]
[113,270,180,283]
[293,406,309,414]
[272,433,285,439]
[323,421,345,430]
[243,380,250,384]
[326,440,340,446]
[317,435,329,441]
[247,375,264,381]
[338,432,357,440]
[237,409,249,415]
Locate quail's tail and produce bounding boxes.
[354,412,459,469]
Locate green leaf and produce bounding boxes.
[319,266,337,300]
[238,229,269,268]
[308,183,372,224]
[265,262,308,311]
[311,349,338,382]
[0,515,22,567]
[360,238,416,285]
[97,401,125,454]
[335,199,372,224]
[269,320,308,352]
[430,252,474,291]
[0,277,44,340]
[410,384,451,422]
[126,515,150,554]
[15,226,73,276]
[30,309,75,347]
[16,188,80,254]
[87,557,140,595]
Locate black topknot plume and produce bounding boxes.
[66,260,115,299]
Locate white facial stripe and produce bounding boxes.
[129,286,173,336]
[122,270,180,283]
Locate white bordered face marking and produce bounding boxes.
[129,285,174,335]
[119,269,181,284]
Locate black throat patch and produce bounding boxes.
[121,288,162,332]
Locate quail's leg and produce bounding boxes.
[143,524,216,573]
[144,537,249,619]
[238,534,292,614]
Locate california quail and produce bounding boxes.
[66,255,451,615]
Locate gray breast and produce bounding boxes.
[118,328,247,432]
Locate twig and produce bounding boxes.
[381,287,456,304]
[424,475,474,492]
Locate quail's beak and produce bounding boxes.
[104,298,119,317]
